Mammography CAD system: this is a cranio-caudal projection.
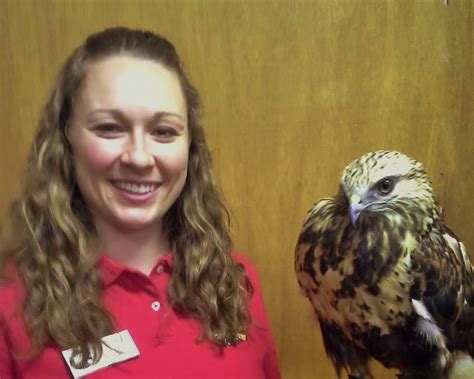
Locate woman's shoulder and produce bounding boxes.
[231,252,271,327]
[232,252,256,272]
[231,252,262,286]
[232,251,252,266]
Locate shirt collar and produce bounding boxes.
[99,250,173,288]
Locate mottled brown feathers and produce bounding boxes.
[295,150,473,379]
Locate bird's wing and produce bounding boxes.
[295,196,349,300]
[410,221,473,355]
[295,197,375,377]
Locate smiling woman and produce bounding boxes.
[69,56,190,243]
[0,27,280,379]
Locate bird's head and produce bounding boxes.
[340,150,436,226]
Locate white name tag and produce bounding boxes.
[62,330,140,378]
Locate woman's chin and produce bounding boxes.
[112,217,161,232]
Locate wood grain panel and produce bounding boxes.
[0,1,472,378]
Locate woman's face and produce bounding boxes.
[68,55,189,233]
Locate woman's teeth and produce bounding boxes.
[113,181,156,194]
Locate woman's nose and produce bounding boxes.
[120,134,154,169]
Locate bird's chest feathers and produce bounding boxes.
[297,215,417,343]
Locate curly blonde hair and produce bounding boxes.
[0,27,252,366]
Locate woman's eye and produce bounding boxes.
[93,124,122,137]
[152,127,176,140]
[376,178,395,195]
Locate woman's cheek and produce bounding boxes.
[153,142,189,171]
[78,138,123,170]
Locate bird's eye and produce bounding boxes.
[377,178,395,195]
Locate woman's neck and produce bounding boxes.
[93,220,170,275]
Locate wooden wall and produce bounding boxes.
[0,1,472,378]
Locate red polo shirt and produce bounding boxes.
[0,253,280,379]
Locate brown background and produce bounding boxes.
[0,1,472,378]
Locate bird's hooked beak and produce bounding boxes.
[349,194,365,226]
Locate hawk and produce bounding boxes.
[295,150,473,379]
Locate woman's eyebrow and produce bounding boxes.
[151,111,186,123]
[85,109,186,125]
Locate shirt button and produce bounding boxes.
[151,301,161,312]
[156,265,164,274]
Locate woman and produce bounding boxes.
[0,27,280,378]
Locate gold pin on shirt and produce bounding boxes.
[224,333,247,347]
